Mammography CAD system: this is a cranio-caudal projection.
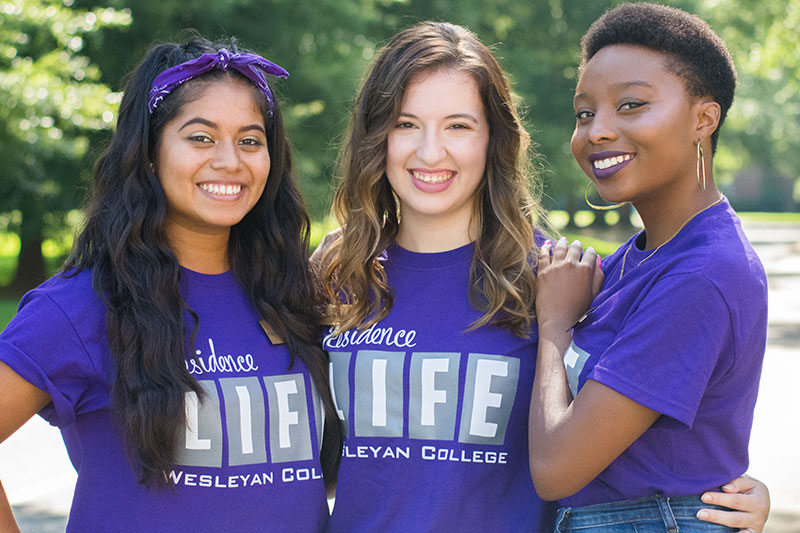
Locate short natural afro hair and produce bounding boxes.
[580,2,736,153]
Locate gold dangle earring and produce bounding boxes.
[584,182,628,211]
[696,142,706,192]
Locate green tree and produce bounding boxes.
[78,0,385,216]
[0,0,130,294]
[701,0,800,210]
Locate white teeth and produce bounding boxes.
[411,170,454,184]
[593,154,631,170]
[200,183,242,196]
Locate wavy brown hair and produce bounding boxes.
[320,21,545,338]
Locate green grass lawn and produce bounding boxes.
[0,299,18,329]
[738,212,800,223]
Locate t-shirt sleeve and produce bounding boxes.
[0,290,100,428]
[586,274,733,428]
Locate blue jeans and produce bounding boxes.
[554,494,737,532]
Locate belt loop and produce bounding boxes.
[554,507,571,532]
[655,494,679,532]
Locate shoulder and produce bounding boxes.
[13,270,107,350]
[19,269,102,317]
[680,208,767,292]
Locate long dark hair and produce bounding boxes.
[66,36,340,487]
[321,21,544,337]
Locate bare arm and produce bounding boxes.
[528,238,659,500]
[0,361,52,532]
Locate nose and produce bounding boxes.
[210,139,243,172]
[587,110,618,145]
[416,129,446,164]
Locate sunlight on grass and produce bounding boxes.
[563,234,621,258]
[738,212,800,223]
[0,300,18,329]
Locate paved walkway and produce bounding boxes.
[1,221,798,532]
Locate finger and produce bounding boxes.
[538,240,553,268]
[552,237,569,261]
[565,239,583,263]
[581,246,598,267]
[696,508,758,531]
[720,475,757,494]
[703,491,750,511]
[588,251,604,296]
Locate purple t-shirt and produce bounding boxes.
[560,198,767,507]
[0,268,329,531]
[324,242,551,532]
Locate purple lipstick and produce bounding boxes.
[589,150,634,180]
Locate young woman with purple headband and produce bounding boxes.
[313,20,768,532]
[0,36,339,531]
[530,4,769,531]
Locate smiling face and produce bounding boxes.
[385,68,489,246]
[155,78,270,246]
[571,44,702,208]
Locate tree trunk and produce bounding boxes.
[6,197,47,297]
[590,210,609,228]
[564,193,579,231]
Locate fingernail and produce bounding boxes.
[559,236,568,242]
[697,510,708,520]
[543,239,552,246]
[701,493,712,503]
[722,484,734,491]
[598,256,603,269]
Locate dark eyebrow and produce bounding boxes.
[179,118,216,131]
[574,80,654,102]
[178,117,266,135]
[612,80,654,90]
[398,111,481,124]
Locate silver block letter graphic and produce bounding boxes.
[354,350,404,437]
[220,377,267,466]
[265,374,313,463]
[185,391,211,450]
[275,379,300,448]
[329,351,352,438]
[177,380,223,467]
[409,352,460,440]
[458,354,520,445]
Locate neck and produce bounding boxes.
[394,211,476,253]
[166,223,231,274]
[634,183,722,251]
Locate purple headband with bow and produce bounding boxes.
[147,48,289,115]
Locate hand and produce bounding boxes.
[697,474,770,532]
[535,237,602,331]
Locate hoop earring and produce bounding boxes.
[584,182,627,211]
[696,142,706,192]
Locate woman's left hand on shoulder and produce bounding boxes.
[698,474,770,532]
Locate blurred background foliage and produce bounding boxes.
[1,0,798,294]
